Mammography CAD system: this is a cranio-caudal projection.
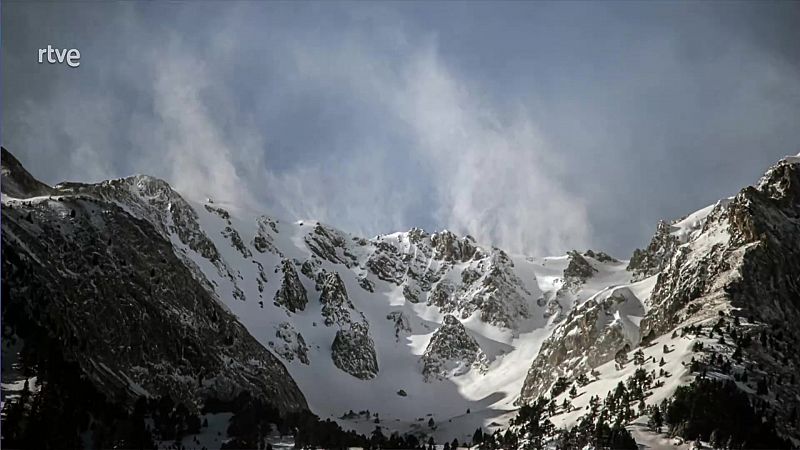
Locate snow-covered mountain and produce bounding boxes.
[3,146,800,448]
[171,200,654,442]
[517,154,800,447]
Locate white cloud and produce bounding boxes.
[6,2,799,257]
[271,34,591,255]
[147,42,260,213]
[7,5,592,256]
[394,47,590,255]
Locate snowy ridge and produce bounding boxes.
[179,201,586,440]
[517,154,800,447]
[49,176,637,441]
[669,198,732,245]
[5,146,800,447]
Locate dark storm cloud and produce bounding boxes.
[3,2,799,257]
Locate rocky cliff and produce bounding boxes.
[518,154,800,444]
[1,148,308,447]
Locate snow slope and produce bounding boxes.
[145,194,653,440]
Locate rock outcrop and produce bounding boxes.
[519,287,643,401]
[420,315,487,381]
[331,322,379,380]
[319,271,362,327]
[518,154,800,442]
[0,151,308,415]
[626,221,680,281]
[271,322,310,365]
[274,259,308,313]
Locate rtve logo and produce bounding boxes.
[38,45,81,68]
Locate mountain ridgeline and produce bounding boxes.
[2,146,800,448]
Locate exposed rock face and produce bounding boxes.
[518,155,800,442]
[635,157,800,440]
[641,156,800,336]
[274,259,308,313]
[420,315,488,381]
[357,276,375,293]
[459,250,533,327]
[626,221,679,281]
[366,240,408,285]
[638,207,732,337]
[271,322,310,365]
[305,223,359,268]
[563,250,598,281]
[254,259,269,293]
[402,284,421,304]
[386,311,411,341]
[223,225,252,258]
[252,215,281,255]
[204,203,231,221]
[428,279,456,308]
[319,271,361,327]
[430,230,479,262]
[1,148,54,198]
[0,154,308,414]
[519,287,643,401]
[365,230,537,329]
[584,249,618,263]
[208,203,253,260]
[364,228,540,327]
[315,271,380,377]
[54,170,246,301]
[541,250,602,323]
[331,323,379,380]
[8,141,800,443]
[300,257,326,291]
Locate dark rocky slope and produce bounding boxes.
[1,147,307,446]
[518,155,800,444]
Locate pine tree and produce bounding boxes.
[633,349,645,366]
[371,426,386,448]
[609,423,637,449]
[550,377,570,397]
[648,404,663,432]
[512,399,555,449]
[503,430,517,449]
[473,427,484,446]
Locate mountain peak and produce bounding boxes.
[1,147,54,198]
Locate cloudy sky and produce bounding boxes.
[3,2,799,257]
